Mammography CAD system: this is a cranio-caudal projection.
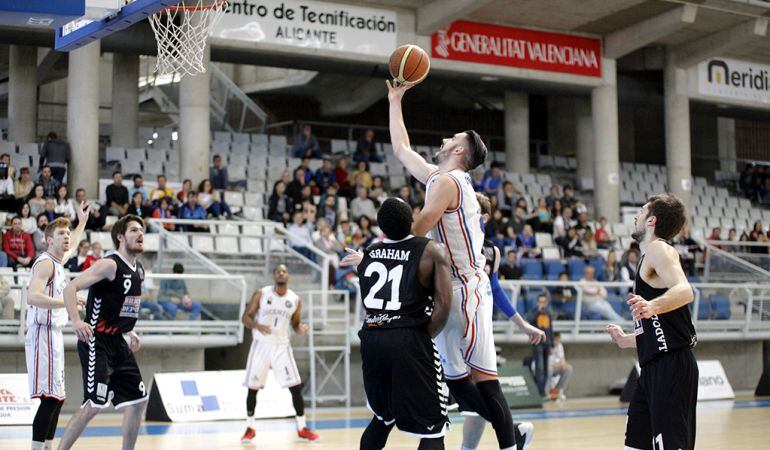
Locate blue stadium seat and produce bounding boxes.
[710,293,731,320]
[521,259,543,280]
[567,259,585,280]
[607,293,630,319]
[544,261,565,280]
[588,257,605,279]
[553,300,576,320]
[690,296,712,320]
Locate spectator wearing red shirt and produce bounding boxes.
[334,157,351,197]
[82,241,103,271]
[3,216,34,268]
[595,217,613,249]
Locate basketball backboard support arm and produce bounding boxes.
[55,0,177,52]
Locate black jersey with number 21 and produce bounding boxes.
[85,254,145,336]
[358,236,432,330]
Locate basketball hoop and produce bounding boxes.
[148,0,228,77]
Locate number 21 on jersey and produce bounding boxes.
[363,262,403,311]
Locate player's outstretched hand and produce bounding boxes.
[297,323,309,336]
[73,320,93,342]
[386,79,415,102]
[256,324,272,335]
[627,293,656,321]
[127,331,141,352]
[76,201,91,224]
[340,248,363,267]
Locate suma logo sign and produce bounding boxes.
[432,21,601,77]
[698,58,770,104]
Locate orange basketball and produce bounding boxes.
[389,44,430,85]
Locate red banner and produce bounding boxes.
[431,21,602,78]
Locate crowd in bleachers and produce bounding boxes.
[738,162,770,205]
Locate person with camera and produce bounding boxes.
[0,157,16,211]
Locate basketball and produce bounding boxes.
[389,44,430,85]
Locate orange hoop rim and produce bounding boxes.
[166,0,228,12]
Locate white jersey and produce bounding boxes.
[26,252,69,328]
[425,169,486,283]
[251,286,299,345]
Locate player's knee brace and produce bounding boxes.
[289,384,304,416]
[417,437,445,450]
[477,380,516,448]
[359,417,394,450]
[246,389,258,416]
[32,397,62,443]
[446,378,491,421]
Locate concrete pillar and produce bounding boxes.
[575,98,593,189]
[591,58,620,221]
[717,117,736,173]
[547,97,576,156]
[8,45,38,143]
[504,91,529,174]
[111,53,139,148]
[179,19,211,185]
[67,41,100,197]
[663,52,692,211]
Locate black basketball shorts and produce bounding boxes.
[359,327,450,438]
[625,348,699,450]
[77,333,148,409]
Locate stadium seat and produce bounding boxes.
[232,132,251,144]
[230,142,250,155]
[240,237,263,254]
[224,191,244,208]
[588,257,605,278]
[710,293,731,320]
[521,259,543,280]
[270,135,288,147]
[191,235,215,253]
[244,192,264,207]
[229,153,249,167]
[370,163,387,176]
[242,206,263,221]
[214,131,231,143]
[90,232,114,251]
[541,246,560,261]
[252,134,269,146]
[121,160,142,175]
[242,224,263,235]
[215,236,239,254]
[229,165,247,182]
[142,233,159,252]
[106,147,125,162]
[535,233,553,248]
[146,149,167,162]
[567,259,585,280]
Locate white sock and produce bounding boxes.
[44,440,54,450]
[295,415,306,430]
[31,441,44,450]
[246,416,254,428]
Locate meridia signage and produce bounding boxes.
[698,58,770,103]
[210,0,397,56]
[431,21,602,77]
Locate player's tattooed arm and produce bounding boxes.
[425,241,452,338]
[630,240,693,320]
[242,289,271,335]
[412,176,459,237]
[386,80,438,183]
[64,258,118,342]
[291,298,309,335]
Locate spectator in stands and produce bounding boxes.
[595,217,612,249]
[291,124,321,159]
[198,179,232,219]
[533,197,552,233]
[369,176,385,205]
[556,227,583,258]
[0,272,14,320]
[32,213,47,256]
[65,240,90,272]
[314,218,345,285]
[71,188,104,231]
[38,165,61,199]
[553,206,573,239]
[158,263,203,320]
[351,161,373,190]
[129,175,149,203]
[574,212,591,236]
[0,157,15,212]
[18,203,36,235]
[296,185,315,211]
[396,185,414,209]
[508,206,525,235]
[619,249,640,284]
[499,250,522,280]
[176,179,192,205]
[482,163,504,195]
[210,154,228,190]
[497,181,517,217]
[317,194,339,229]
[82,241,102,271]
[356,215,376,249]
[548,332,572,401]
[581,230,598,259]
[287,168,306,206]
[550,200,566,238]
[0,153,14,182]
[749,221,769,254]
[27,184,46,217]
[3,216,34,268]
[471,169,484,192]
[287,211,315,261]
[517,224,540,259]
[550,272,577,315]
[580,265,621,320]
[485,209,507,249]
[150,175,174,205]
[177,191,208,232]
[105,171,129,216]
[268,181,292,223]
[760,178,770,204]
[42,198,59,223]
[546,185,560,208]
[335,157,351,197]
[152,197,175,231]
[525,293,554,397]
[54,185,75,220]
[673,228,699,276]
[739,163,754,198]
[337,220,355,247]
[314,158,336,195]
[350,187,376,222]
[39,132,70,182]
[127,192,152,220]
[354,128,381,163]
[707,227,723,250]
[14,167,33,202]
[560,184,577,209]
[601,249,620,282]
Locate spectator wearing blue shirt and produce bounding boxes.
[210,154,229,190]
[516,224,540,258]
[482,163,503,195]
[128,175,150,204]
[178,191,208,232]
[291,124,321,159]
[157,263,203,320]
[314,158,336,194]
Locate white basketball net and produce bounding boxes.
[148,0,228,77]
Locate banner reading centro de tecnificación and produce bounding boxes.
[210,0,397,56]
[698,57,770,104]
[431,20,602,78]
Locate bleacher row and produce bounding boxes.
[0,141,46,177]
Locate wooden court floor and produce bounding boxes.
[3,394,769,449]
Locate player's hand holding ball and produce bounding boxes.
[386,44,430,101]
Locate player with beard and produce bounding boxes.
[606,194,698,450]
[58,215,147,450]
[25,203,89,450]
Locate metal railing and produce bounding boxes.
[701,240,770,281]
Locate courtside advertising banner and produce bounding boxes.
[697,360,735,401]
[0,373,39,425]
[153,370,294,422]
[698,57,770,104]
[431,20,602,77]
[211,0,397,56]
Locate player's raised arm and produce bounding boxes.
[27,259,64,309]
[64,258,117,342]
[629,241,693,320]
[387,80,438,183]
[425,241,452,337]
[63,201,91,262]
[412,175,458,236]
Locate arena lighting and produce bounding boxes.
[481,75,499,81]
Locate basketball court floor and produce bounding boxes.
[2,394,769,449]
